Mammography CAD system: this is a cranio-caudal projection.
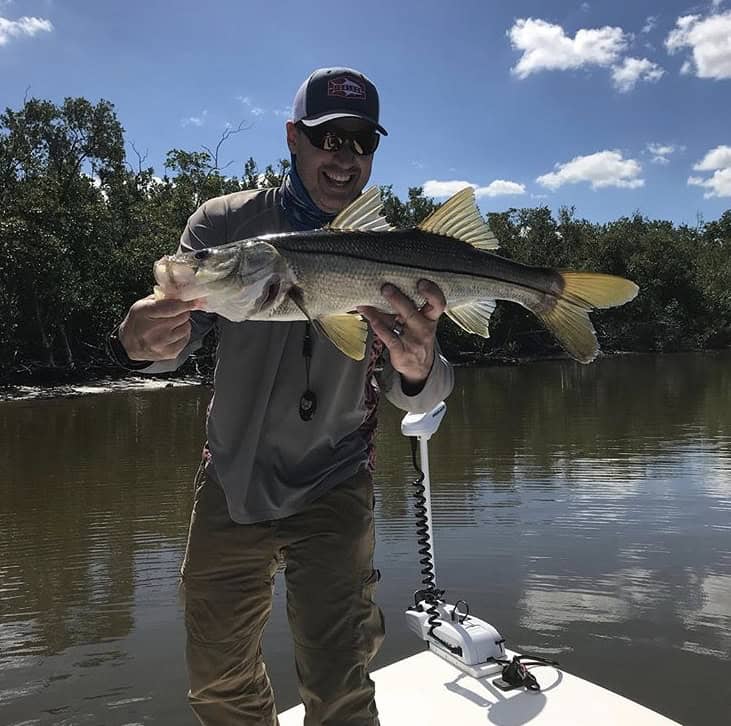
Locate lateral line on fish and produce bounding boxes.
[269,231,564,300]
[272,251,562,300]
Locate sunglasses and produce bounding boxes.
[296,122,380,156]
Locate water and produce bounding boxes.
[1,352,729,725]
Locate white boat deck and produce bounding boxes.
[279,649,680,725]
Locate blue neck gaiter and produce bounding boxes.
[280,156,336,231]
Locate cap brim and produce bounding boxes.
[300,112,388,136]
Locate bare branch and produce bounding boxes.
[128,141,149,174]
[203,119,251,173]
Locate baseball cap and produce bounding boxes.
[292,67,388,136]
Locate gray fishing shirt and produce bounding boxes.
[139,187,454,523]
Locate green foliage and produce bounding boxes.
[0,97,289,374]
[0,94,728,379]
[380,185,439,227]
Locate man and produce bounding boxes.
[108,67,454,725]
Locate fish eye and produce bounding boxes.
[194,249,211,260]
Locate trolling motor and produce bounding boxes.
[402,403,508,679]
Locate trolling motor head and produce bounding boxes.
[401,402,447,440]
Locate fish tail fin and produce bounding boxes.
[535,272,638,364]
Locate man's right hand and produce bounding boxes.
[118,295,205,362]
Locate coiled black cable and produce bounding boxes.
[409,436,463,656]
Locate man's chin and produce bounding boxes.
[316,186,362,214]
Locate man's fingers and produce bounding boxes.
[169,317,192,343]
[381,282,446,324]
[357,307,401,347]
[381,284,419,321]
[367,314,402,349]
[357,306,397,330]
[145,297,206,319]
[161,310,195,330]
[417,279,447,321]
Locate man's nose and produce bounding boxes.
[333,142,355,163]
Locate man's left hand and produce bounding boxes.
[357,279,447,388]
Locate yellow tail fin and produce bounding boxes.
[536,273,639,363]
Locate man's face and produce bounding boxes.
[286,118,375,214]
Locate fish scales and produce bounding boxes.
[268,229,544,286]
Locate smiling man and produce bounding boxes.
[108,67,454,725]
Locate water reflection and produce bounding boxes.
[0,352,729,725]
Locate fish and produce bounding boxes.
[153,186,639,363]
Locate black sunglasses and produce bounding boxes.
[296,122,380,156]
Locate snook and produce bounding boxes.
[153,187,638,363]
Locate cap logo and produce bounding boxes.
[327,76,366,100]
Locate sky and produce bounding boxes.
[1,0,730,225]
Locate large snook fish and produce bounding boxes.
[153,187,638,362]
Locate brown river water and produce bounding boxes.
[1,351,729,725]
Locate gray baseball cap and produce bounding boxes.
[292,67,388,135]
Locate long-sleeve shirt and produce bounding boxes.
[135,186,454,523]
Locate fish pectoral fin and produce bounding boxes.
[314,314,369,361]
[446,300,496,338]
[417,187,499,250]
[327,187,393,233]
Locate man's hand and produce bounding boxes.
[357,280,446,387]
[118,295,205,362]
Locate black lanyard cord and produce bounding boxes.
[299,322,317,421]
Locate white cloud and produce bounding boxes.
[272,106,293,118]
[646,142,684,164]
[0,15,52,45]
[423,180,472,197]
[238,95,265,116]
[689,145,731,197]
[693,144,731,170]
[423,178,526,198]
[665,11,731,79]
[611,57,664,91]
[478,179,526,197]
[642,16,657,34]
[508,17,627,78]
[689,173,731,200]
[181,110,208,128]
[537,150,644,190]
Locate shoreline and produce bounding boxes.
[0,374,206,402]
[2,348,725,403]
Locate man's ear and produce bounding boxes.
[286,121,298,154]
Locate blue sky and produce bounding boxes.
[1,0,730,225]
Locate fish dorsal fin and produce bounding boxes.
[417,187,499,250]
[328,187,393,232]
[315,314,369,360]
[446,300,496,338]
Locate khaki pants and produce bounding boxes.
[180,465,385,726]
